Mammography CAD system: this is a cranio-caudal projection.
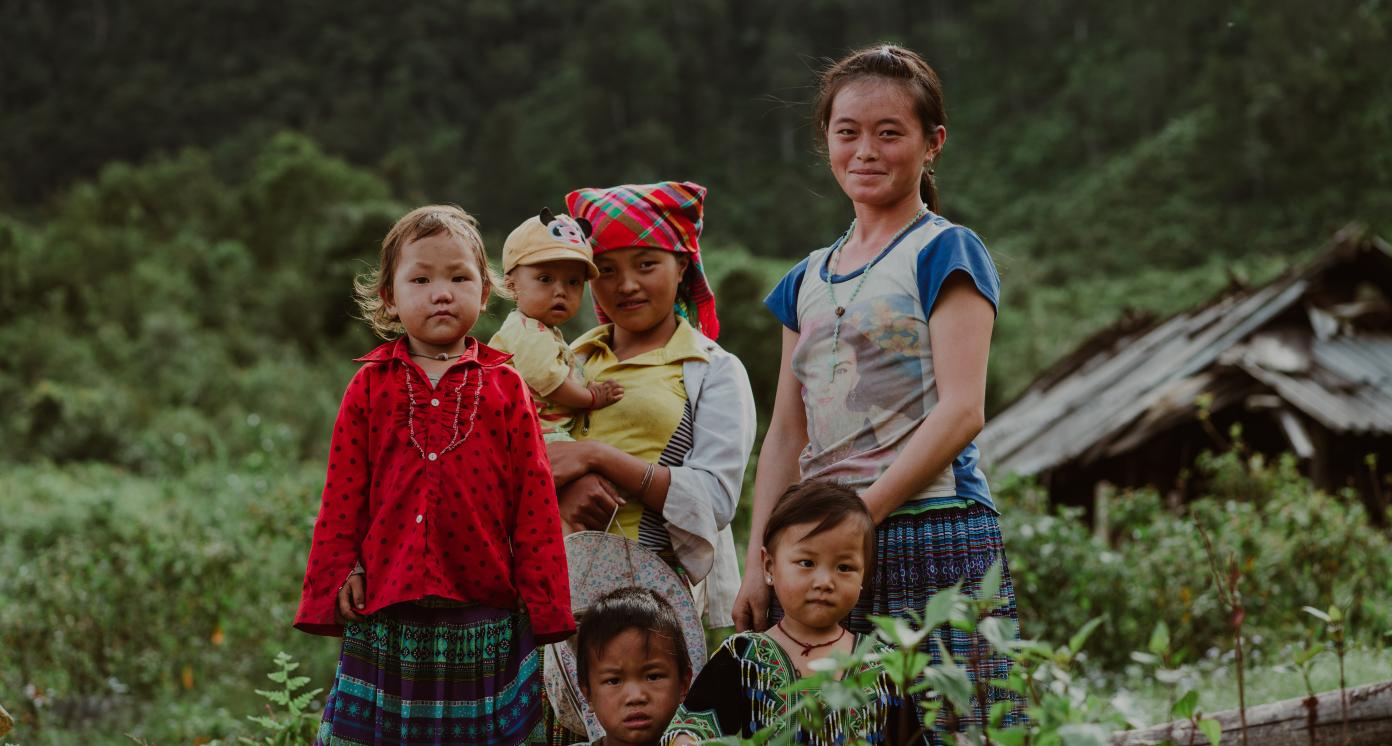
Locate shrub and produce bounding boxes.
[998,447,1392,669]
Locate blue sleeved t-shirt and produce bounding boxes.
[762,213,1001,513]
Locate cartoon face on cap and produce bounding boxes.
[539,207,592,247]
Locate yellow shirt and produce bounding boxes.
[571,319,710,541]
[488,310,580,441]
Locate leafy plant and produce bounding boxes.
[239,652,322,746]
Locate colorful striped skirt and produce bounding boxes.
[770,502,1026,741]
[316,602,546,746]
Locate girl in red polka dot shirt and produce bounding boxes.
[296,205,573,745]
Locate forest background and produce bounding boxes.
[2,1,1390,743]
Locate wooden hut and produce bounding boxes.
[978,225,1392,522]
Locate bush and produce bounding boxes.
[998,446,1392,670]
[0,459,338,738]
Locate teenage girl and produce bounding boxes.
[732,45,1025,735]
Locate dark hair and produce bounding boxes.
[762,480,876,571]
[575,587,691,687]
[813,44,947,213]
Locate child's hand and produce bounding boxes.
[336,574,367,625]
[587,380,624,409]
[584,381,623,411]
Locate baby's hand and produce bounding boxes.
[587,380,624,409]
[336,573,367,625]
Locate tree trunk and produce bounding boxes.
[1112,680,1392,745]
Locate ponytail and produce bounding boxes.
[920,170,938,214]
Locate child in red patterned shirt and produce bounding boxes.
[296,204,573,745]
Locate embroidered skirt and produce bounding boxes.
[770,502,1026,740]
[316,602,546,746]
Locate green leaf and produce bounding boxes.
[949,617,977,634]
[986,726,1027,746]
[1327,605,1343,623]
[1294,643,1325,665]
[978,559,1003,602]
[989,699,1014,727]
[1302,606,1332,623]
[290,687,322,713]
[1197,716,1222,746]
[919,639,975,716]
[979,616,1022,658]
[1148,620,1171,656]
[1070,616,1105,655]
[1172,689,1198,719]
[921,583,964,630]
[255,687,290,706]
[870,615,929,651]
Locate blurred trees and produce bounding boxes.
[3,0,1387,263]
[1,0,1390,461]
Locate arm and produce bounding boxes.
[581,440,673,510]
[294,369,374,636]
[504,370,576,644]
[546,439,665,501]
[732,327,808,631]
[860,273,994,523]
[542,376,623,410]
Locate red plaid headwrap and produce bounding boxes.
[565,181,720,340]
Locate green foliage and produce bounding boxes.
[240,652,322,746]
[0,134,395,470]
[746,570,1130,745]
[0,460,338,739]
[997,447,1392,670]
[4,0,1388,286]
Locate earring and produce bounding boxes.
[765,575,773,585]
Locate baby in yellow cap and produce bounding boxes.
[490,208,622,442]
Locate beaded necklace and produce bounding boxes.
[404,366,484,461]
[826,206,928,380]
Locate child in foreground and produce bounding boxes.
[294,205,573,745]
[490,208,623,442]
[573,587,693,746]
[664,481,914,745]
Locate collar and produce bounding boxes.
[571,317,711,366]
[354,336,512,368]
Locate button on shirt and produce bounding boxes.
[294,337,574,642]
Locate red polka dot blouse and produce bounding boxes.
[294,337,574,643]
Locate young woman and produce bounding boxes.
[732,45,1025,737]
[546,182,753,628]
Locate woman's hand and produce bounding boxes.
[731,572,772,632]
[335,574,367,625]
[556,473,624,531]
[546,440,597,487]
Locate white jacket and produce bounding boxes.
[576,326,756,628]
[671,330,756,628]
